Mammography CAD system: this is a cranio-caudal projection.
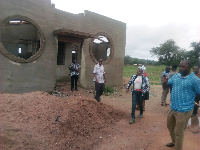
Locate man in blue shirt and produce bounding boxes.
[162,60,200,150]
[161,66,170,106]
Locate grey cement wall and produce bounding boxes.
[0,0,56,93]
[79,11,126,87]
[0,0,126,93]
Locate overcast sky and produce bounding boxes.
[51,0,200,60]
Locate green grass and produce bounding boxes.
[123,65,166,85]
[104,86,116,96]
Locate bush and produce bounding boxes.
[104,86,115,96]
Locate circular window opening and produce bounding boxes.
[89,33,114,64]
[0,16,45,63]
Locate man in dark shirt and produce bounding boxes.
[69,60,81,91]
[191,65,200,117]
[161,66,170,106]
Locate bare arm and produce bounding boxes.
[103,73,106,83]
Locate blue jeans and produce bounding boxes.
[132,91,143,119]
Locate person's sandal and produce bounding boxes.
[137,114,143,118]
[166,142,175,147]
[129,118,135,124]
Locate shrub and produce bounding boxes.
[104,86,115,96]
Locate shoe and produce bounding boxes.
[137,114,143,118]
[75,89,78,91]
[191,113,196,117]
[71,89,73,92]
[129,118,135,124]
[94,96,100,102]
[161,103,164,106]
[166,142,175,147]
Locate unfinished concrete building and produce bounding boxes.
[0,0,126,93]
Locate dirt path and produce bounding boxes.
[0,78,200,150]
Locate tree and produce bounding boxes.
[189,42,200,66]
[124,55,133,65]
[150,39,186,66]
[124,55,157,65]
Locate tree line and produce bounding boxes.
[124,56,158,65]
[125,39,200,66]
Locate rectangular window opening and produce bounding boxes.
[57,42,66,65]
[18,48,22,53]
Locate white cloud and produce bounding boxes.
[51,0,200,60]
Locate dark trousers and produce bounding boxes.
[95,82,105,101]
[71,75,78,90]
[193,95,200,114]
[132,91,143,119]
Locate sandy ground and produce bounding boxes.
[0,77,200,150]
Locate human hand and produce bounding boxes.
[162,74,168,83]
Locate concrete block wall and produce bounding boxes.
[0,0,126,93]
[0,0,56,93]
[79,11,126,87]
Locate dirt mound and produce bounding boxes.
[1,82,200,150]
[0,91,125,150]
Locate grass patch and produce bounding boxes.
[123,65,166,85]
[104,86,115,96]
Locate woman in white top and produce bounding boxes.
[126,67,149,124]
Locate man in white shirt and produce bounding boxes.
[93,59,106,102]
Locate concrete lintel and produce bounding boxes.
[53,29,94,39]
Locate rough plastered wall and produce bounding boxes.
[79,11,126,88]
[51,8,126,88]
[0,0,126,93]
[52,9,85,82]
[0,0,56,93]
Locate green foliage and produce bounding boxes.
[124,55,157,65]
[123,65,166,85]
[104,86,115,96]
[150,39,187,66]
[189,42,200,66]
[149,39,200,67]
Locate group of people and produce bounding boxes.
[126,60,200,150]
[68,58,106,102]
[161,64,200,117]
[69,58,200,150]
[160,60,200,150]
